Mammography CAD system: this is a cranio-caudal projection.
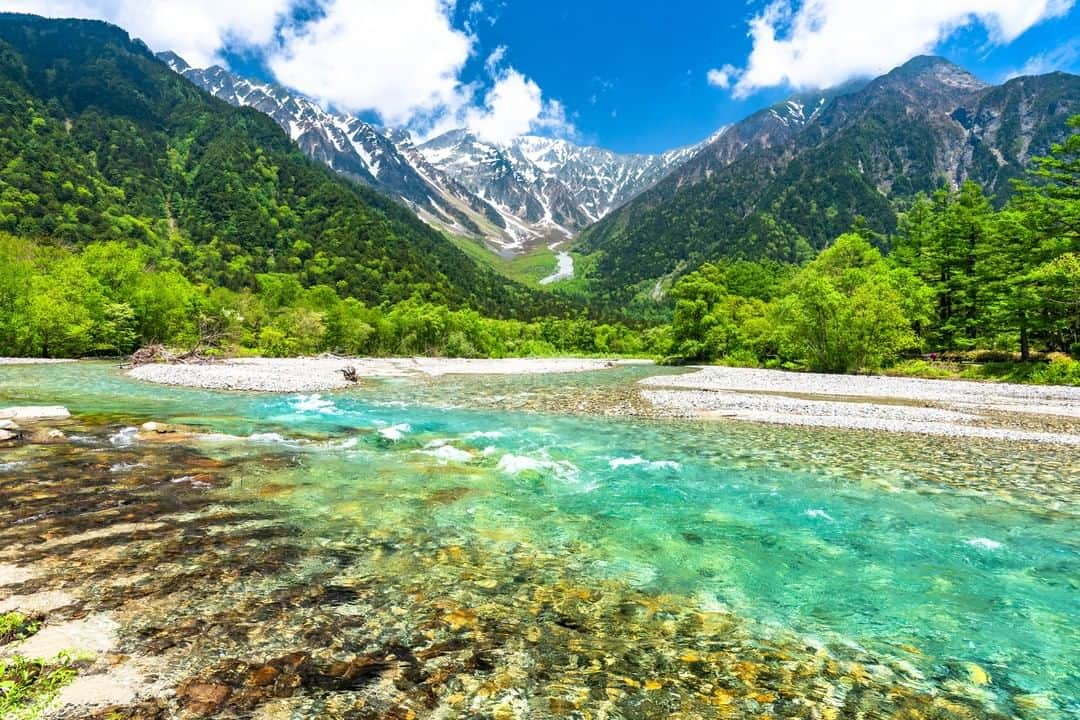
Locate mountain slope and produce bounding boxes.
[160,54,708,251]
[158,52,511,244]
[417,130,708,247]
[0,13,557,317]
[576,57,1080,301]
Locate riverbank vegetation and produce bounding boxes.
[663,116,1080,382]
[0,234,661,359]
[0,11,1075,383]
[0,613,79,719]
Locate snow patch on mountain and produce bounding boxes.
[160,51,711,251]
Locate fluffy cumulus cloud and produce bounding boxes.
[2,0,292,67]
[713,0,1075,97]
[464,50,575,142]
[706,64,737,89]
[11,0,571,139]
[267,0,472,127]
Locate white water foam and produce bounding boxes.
[965,537,1004,551]
[247,432,290,444]
[608,456,682,471]
[417,444,474,464]
[109,427,138,447]
[805,509,835,522]
[0,461,26,473]
[496,453,589,489]
[466,430,506,440]
[291,394,341,414]
[379,423,411,442]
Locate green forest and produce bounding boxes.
[662,117,1080,383]
[0,14,1077,384]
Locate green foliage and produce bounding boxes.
[667,244,925,372]
[895,119,1080,359]
[0,612,40,645]
[0,14,574,324]
[1028,356,1080,385]
[773,235,922,372]
[0,234,651,359]
[0,654,78,720]
[888,356,1080,386]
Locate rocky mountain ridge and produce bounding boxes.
[160,52,709,250]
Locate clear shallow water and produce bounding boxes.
[1,362,1077,718]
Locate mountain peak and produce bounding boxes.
[887,55,987,91]
[156,50,190,73]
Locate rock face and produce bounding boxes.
[0,406,71,420]
[415,130,711,247]
[576,56,1080,297]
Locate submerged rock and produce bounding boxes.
[28,427,66,444]
[177,680,232,715]
[0,405,70,420]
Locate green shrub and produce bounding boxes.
[1029,356,1080,386]
[0,612,40,645]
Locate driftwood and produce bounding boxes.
[128,318,228,367]
[340,366,359,383]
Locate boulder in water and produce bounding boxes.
[0,406,70,421]
[28,427,66,444]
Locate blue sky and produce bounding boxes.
[449,1,1080,153]
[9,0,1080,153]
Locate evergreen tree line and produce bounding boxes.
[663,116,1080,382]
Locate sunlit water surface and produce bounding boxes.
[0,362,1076,719]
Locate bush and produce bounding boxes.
[718,349,760,367]
[1030,356,1080,386]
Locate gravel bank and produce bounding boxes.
[640,366,1080,444]
[0,358,75,365]
[129,357,636,392]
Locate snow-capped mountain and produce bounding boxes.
[160,52,708,249]
[417,131,712,245]
[159,52,510,243]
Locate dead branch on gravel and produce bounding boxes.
[128,318,229,367]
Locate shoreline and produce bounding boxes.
[639,366,1080,444]
[6,357,1078,443]
[126,357,643,392]
[0,357,76,365]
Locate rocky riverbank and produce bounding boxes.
[638,366,1080,444]
[127,357,638,392]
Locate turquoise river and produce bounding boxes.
[0,362,1077,719]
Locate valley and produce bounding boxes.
[0,7,1079,720]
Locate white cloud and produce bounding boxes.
[484,45,508,74]
[706,64,737,89]
[267,0,473,127]
[10,0,578,140]
[1005,38,1080,79]
[464,65,575,142]
[3,0,293,67]
[727,0,1075,97]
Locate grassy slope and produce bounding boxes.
[445,233,563,288]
